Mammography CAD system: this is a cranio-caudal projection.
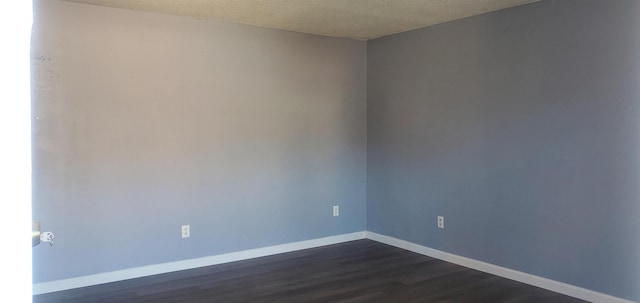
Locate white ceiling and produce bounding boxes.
[61,0,539,40]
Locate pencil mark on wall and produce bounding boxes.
[32,55,62,99]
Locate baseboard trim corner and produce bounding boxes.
[365,231,635,303]
[33,231,366,295]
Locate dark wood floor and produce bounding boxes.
[34,240,587,303]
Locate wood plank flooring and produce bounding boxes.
[34,239,587,303]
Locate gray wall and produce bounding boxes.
[33,0,640,300]
[32,0,366,283]
[367,0,640,301]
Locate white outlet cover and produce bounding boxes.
[333,205,339,216]
[181,225,190,238]
[437,216,444,228]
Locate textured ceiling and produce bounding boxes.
[61,0,539,40]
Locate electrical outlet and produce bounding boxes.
[437,216,444,229]
[333,205,339,216]
[181,225,190,238]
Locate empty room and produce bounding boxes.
[23,0,640,302]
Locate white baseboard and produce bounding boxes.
[33,231,366,295]
[365,231,636,303]
[33,230,637,303]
